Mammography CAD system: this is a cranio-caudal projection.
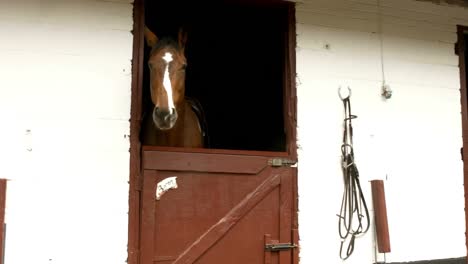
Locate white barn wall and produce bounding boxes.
[0,0,133,263]
[0,0,465,263]
[297,0,466,263]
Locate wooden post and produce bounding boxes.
[371,180,391,253]
[0,179,7,264]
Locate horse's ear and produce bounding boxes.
[178,28,188,52]
[144,26,158,47]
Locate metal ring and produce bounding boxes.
[338,86,352,100]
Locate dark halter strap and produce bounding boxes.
[337,89,370,260]
[186,97,210,148]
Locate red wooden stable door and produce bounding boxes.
[140,148,297,264]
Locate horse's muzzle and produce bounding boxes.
[153,107,178,130]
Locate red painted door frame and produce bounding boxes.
[0,179,6,264]
[127,1,297,263]
[457,25,468,262]
[127,0,145,263]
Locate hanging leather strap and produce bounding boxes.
[337,96,370,260]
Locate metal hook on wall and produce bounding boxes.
[338,86,352,101]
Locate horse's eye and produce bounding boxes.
[181,64,187,71]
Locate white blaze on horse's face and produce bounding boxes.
[162,52,175,111]
[151,52,177,130]
[152,51,178,131]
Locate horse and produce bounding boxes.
[141,27,205,148]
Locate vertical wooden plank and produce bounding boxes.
[279,169,293,264]
[290,169,299,263]
[284,5,299,262]
[140,170,157,264]
[458,26,468,131]
[128,0,145,263]
[264,234,272,264]
[371,180,391,253]
[457,25,468,260]
[285,7,300,261]
[285,2,298,161]
[292,229,299,264]
[0,179,6,264]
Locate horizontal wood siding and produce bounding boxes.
[0,0,134,263]
[296,0,467,263]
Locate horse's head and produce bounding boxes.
[145,27,187,130]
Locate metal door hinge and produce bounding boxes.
[461,147,464,161]
[265,243,297,252]
[268,158,297,167]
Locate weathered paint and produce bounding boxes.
[0,0,133,263]
[297,0,466,263]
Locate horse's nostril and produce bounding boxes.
[154,107,171,118]
[155,107,162,115]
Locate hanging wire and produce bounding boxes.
[377,0,392,99]
[377,0,386,86]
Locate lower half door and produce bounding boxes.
[140,150,297,264]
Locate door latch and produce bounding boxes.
[268,158,297,167]
[265,243,297,252]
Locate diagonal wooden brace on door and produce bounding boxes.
[173,173,282,264]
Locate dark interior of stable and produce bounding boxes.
[142,0,288,151]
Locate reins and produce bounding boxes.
[337,87,370,260]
